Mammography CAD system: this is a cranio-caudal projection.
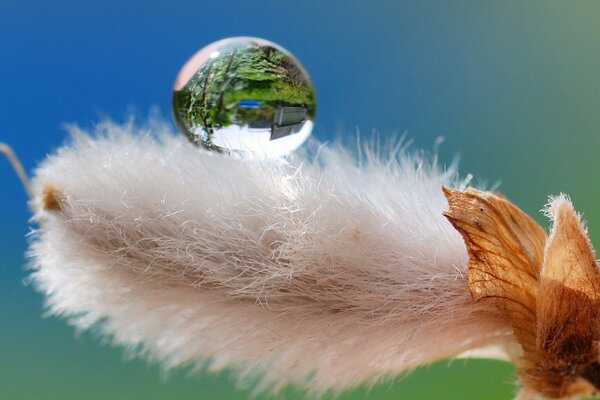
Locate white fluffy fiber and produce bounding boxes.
[28,120,512,395]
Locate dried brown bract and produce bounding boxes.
[443,187,600,399]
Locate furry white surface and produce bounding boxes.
[28,120,513,395]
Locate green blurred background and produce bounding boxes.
[2,1,600,399]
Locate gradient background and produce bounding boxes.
[2,1,600,399]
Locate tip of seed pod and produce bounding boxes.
[40,184,63,211]
[441,185,455,198]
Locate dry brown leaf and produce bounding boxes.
[443,188,600,399]
[443,186,545,361]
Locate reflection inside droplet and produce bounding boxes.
[172,37,316,158]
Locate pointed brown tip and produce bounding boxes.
[442,186,462,226]
[442,210,454,220]
[40,184,64,211]
[441,185,459,202]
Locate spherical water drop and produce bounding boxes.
[172,37,316,158]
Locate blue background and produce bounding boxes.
[2,1,600,399]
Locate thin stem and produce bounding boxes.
[0,143,32,199]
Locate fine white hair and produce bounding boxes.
[27,120,511,395]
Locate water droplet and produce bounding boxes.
[172,37,316,158]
